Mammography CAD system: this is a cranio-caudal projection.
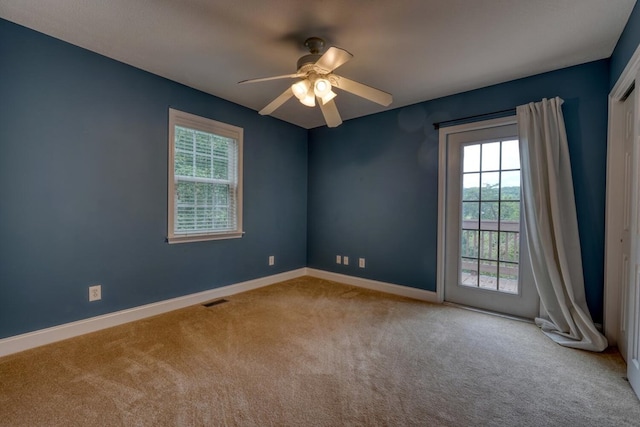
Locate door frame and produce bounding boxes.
[437,118,509,303]
[437,116,524,305]
[605,44,640,346]
[605,43,640,400]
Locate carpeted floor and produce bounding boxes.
[0,276,639,426]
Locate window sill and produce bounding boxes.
[167,231,244,244]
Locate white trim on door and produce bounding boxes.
[605,43,640,402]
[605,43,640,345]
[438,117,518,305]
[437,116,538,319]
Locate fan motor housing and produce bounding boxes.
[297,54,322,72]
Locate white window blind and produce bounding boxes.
[168,109,243,243]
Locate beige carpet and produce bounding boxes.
[0,276,638,426]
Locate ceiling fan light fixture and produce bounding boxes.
[314,78,332,97]
[242,37,392,128]
[300,93,316,107]
[291,79,310,100]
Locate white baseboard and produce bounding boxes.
[0,268,438,358]
[0,268,307,358]
[305,268,439,303]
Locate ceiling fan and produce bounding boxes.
[239,37,393,128]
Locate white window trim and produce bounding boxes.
[437,116,518,303]
[167,108,243,244]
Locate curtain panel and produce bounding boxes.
[517,97,607,352]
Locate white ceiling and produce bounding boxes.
[1,0,636,129]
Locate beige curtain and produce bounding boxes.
[517,97,608,352]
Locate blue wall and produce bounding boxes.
[0,19,308,339]
[610,0,640,88]
[308,60,610,322]
[3,7,637,339]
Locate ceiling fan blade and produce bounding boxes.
[331,75,393,106]
[239,73,303,84]
[259,88,294,115]
[318,98,343,128]
[313,47,353,74]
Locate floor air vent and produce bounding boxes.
[202,299,228,308]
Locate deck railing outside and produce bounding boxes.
[460,219,519,293]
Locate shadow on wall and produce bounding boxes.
[396,102,466,182]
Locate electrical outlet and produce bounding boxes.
[343,256,349,265]
[89,285,101,302]
[269,255,275,266]
[359,258,365,268]
[336,255,342,264]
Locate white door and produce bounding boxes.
[440,117,538,319]
[628,79,640,398]
[619,89,635,361]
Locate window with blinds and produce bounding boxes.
[168,109,243,243]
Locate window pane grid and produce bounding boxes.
[460,140,520,294]
[172,120,240,238]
